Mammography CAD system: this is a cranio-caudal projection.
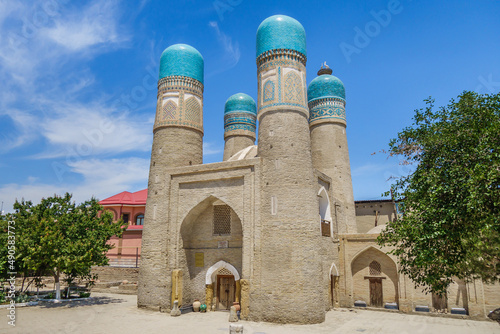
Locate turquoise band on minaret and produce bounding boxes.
[308,71,346,125]
[224,93,257,137]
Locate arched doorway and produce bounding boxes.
[205,260,241,311]
[330,262,340,308]
[351,247,399,308]
[179,197,243,310]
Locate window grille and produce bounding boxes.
[369,261,381,276]
[217,268,233,276]
[213,205,231,235]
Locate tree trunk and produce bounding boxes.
[54,270,61,300]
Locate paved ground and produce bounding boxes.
[1,293,499,334]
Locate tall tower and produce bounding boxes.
[308,67,356,233]
[223,93,257,161]
[138,44,204,310]
[252,15,325,324]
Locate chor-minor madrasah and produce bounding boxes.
[111,14,499,324]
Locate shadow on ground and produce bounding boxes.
[37,296,126,309]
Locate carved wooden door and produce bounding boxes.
[369,278,383,307]
[217,275,235,310]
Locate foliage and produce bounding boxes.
[378,91,500,294]
[79,291,91,298]
[6,193,125,299]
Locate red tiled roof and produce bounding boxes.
[99,189,148,205]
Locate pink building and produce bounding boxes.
[100,189,147,267]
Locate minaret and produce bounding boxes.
[223,93,257,161]
[252,15,325,323]
[138,44,204,311]
[308,66,356,233]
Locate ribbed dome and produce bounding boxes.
[159,44,204,83]
[307,75,345,102]
[256,15,306,58]
[224,93,257,115]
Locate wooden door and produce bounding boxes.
[369,278,383,307]
[217,275,235,310]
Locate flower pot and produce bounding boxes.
[233,302,240,312]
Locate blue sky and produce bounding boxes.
[1,0,499,212]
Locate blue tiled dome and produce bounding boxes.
[308,75,345,102]
[256,15,306,58]
[159,44,204,84]
[224,93,257,115]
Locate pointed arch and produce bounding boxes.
[205,260,240,284]
[179,195,243,229]
[330,262,339,277]
[350,246,397,269]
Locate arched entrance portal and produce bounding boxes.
[179,196,243,311]
[205,260,241,311]
[330,262,340,308]
[351,247,399,308]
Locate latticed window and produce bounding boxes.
[217,268,233,276]
[369,261,381,276]
[213,205,231,235]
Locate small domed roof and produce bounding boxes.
[307,74,345,102]
[256,15,306,58]
[224,93,257,115]
[159,44,204,84]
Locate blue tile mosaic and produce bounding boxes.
[256,15,307,58]
[307,74,345,102]
[224,93,257,115]
[224,93,257,134]
[159,44,204,84]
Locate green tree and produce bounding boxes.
[11,193,125,299]
[378,91,500,294]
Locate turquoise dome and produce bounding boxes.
[224,93,257,115]
[159,44,204,84]
[256,15,306,58]
[307,75,345,102]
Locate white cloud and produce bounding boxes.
[0,157,149,213]
[0,108,39,152]
[203,142,223,156]
[38,102,152,158]
[41,0,129,52]
[209,21,240,69]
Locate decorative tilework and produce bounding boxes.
[278,67,281,102]
[162,100,177,120]
[159,44,204,84]
[307,74,345,102]
[256,49,307,114]
[308,98,346,124]
[154,77,203,133]
[184,97,201,124]
[225,124,256,132]
[256,15,307,58]
[284,71,302,103]
[224,93,257,136]
[263,80,275,102]
[224,93,257,114]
